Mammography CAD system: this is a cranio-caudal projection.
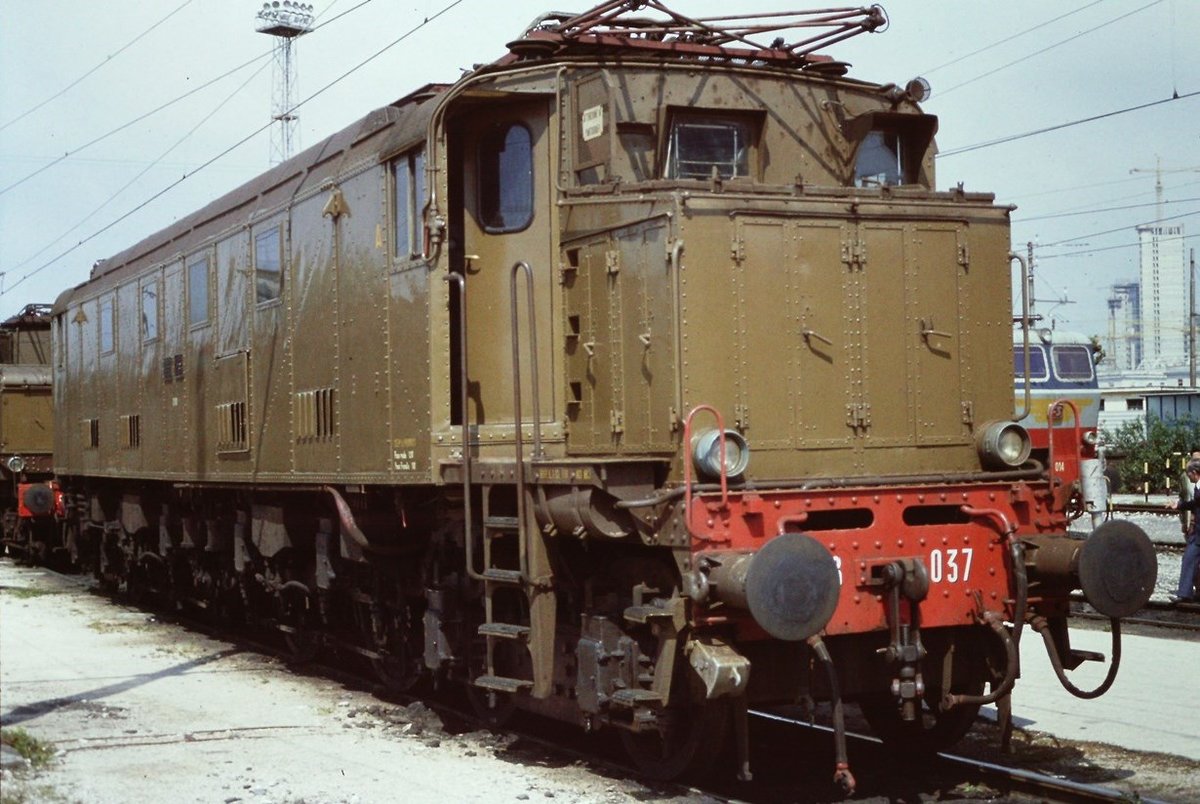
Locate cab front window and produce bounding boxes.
[664,115,755,180]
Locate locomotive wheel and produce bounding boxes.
[466,682,519,728]
[618,699,730,781]
[859,680,984,756]
[280,586,320,664]
[372,652,422,693]
[466,636,523,728]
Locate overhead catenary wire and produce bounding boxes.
[936,0,1164,97]
[918,0,1106,77]
[1016,195,1200,224]
[0,0,379,199]
[1018,178,1200,219]
[6,61,273,277]
[0,0,195,134]
[1,0,467,299]
[1037,232,1198,261]
[1036,207,1199,248]
[937,89,1200,158]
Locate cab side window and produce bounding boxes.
[479,123,533,233]
[255,227,282,304]
[141,278,159,341]
[187,254,210,327]
[99,296,115,354]
[393,149,426,259]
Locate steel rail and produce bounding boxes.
[749,709,1167,803]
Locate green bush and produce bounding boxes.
[1104,415,1200,494]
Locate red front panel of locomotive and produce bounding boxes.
[691,482,1042,635]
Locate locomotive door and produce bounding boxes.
[859,221,967,449]
[451,98,555,435]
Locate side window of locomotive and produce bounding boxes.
[479,123,533,233]
[255,227,282,304]
[393,148,426,259]
[1013,344,1049,382]
[1052,345,1095,382]
[855,130,902,187]
[187,254,210,327]
[664,116,753,180]
[141,278,159,342]
[99,296,115,355]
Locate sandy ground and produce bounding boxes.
[0,561,715,804]
[3,557,1198,803]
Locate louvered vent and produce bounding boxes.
[296,387,335,442]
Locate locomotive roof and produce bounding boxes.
[1,303,52,329]
[61,2,895,309]
[66,83,449,304]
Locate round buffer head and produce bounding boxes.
[744,532,841,641]
[1078,519,1157,619]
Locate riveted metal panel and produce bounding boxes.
[563,239,613,452]
[911,224,968,445]
[334,170,392,476]
[387,263,431,478]
[795,220,856,448]
[157,262,186,478]
[616,221,674,452]
[859,223,911,446]
[733,217,796,450]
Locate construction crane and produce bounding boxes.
[1129,158,1200,222]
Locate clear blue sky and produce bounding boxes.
[2,1,1197,337]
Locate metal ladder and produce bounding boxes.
[474,492,534,696]
[458,263,556,698]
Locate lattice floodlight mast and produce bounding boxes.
[507,1,887,67]
[256,1,314,165]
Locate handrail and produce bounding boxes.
[1012,252,1032,422]
[669,239,685,430]
[510,261,543,580]
[682,405,730,538]
[1047,397,1083,494]
[444,272,483,581]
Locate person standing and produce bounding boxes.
[1178,450,1200,537]
[1168,458,1200,603]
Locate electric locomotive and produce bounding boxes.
[1013,326,1108,528]
[51,2,1156,789]
[1,303,62,562]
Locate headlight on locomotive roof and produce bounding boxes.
[1083,429,1100,447]
[691,429,750,481]
[976,421,1031,470]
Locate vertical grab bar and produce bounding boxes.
[444,272,483,581]
[1011,252,1032,422]
[510,261,542,580]
[682,404,730,538]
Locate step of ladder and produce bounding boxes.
[478,622,530,641]
[610,688,664,708]
[473,675,533,693]
[483,567,523,585]
[483,515,521,531]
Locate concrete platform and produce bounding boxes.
[984,625,1200,762]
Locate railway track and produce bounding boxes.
[1070,596,1200,635]
[742,710,1168,803]
[3,559,1179,803]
